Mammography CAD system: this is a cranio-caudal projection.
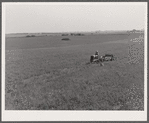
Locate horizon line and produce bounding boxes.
[6,29,144,35]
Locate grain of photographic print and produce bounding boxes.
[2,2,148,121]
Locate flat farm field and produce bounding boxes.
[5,33,144,110]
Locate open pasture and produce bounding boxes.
[5,33,144,110]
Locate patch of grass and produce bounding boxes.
[5,33,144,110]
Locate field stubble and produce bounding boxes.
[5,34,144,110]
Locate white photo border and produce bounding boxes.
[2,2,148,121]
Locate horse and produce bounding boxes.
[90,55,98,63]
[90,55,104,66]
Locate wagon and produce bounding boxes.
[103,54,114,61]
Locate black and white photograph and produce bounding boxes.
[2,2,147,121]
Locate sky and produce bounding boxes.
[4,2,147,34]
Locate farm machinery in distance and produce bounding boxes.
[90,54,114,64]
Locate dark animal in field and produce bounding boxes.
[90,55,98,63]
[90,55,104,66]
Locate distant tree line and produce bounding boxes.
[62,33,84,36]
[26,35,36,37]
